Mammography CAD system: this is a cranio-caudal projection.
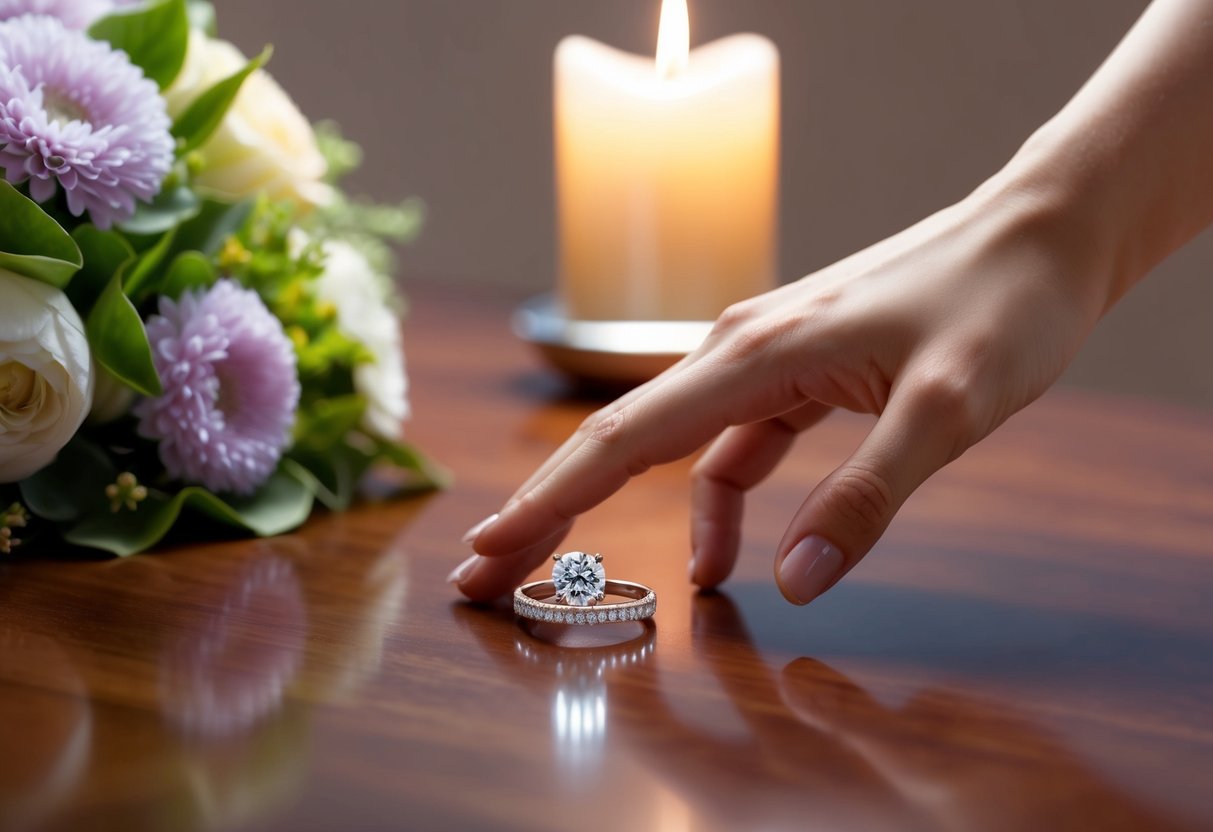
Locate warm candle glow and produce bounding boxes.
[655,0,689,78]
[554,9,779,322]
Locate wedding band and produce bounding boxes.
[514,579,657,625]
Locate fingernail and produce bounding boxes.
[461,513,500,544]
[447,554,481,584]
[779,536,844,605]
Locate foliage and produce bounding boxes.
[1,1,442,557]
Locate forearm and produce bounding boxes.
[995,0,1213,311]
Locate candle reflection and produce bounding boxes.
[515,629,656,786]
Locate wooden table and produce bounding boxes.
[2,281,1212,832]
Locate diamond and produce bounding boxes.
[551,551,606,607]
[597,611,607,623]
[575,613,586,624]
[608,610,618,622]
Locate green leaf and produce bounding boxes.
[283,448,365,512]
[122,226,177,301]
[0,181,82,288]
[88,0,190,89]
[86,268,162,396]
[118,184,202,236]
[160,250,215,299]
[171,198,254,258]
[64,468,315,556]
[222,468,315,535]
[18,437,116,523]
[67,226,134,314]
[172,46,272,154]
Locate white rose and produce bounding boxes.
[0,272,93,482]
[166,31,333,208]
[309,238,410,442]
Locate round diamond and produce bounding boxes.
[575,613,586,624]
[551,552,606,607]
[608,610,618,622]
[597,611,607,622]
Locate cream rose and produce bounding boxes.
[310,239,410,442]
[166,31,333,208]
[0,272,93,482]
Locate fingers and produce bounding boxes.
[502,349,704,506]
[452,521,573,602]
[474,343,806,559]
[778,658,932,783]
[774,373,976,606]
[779,657,889,735]
[689,402,834,588]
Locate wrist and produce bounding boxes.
[967,124,1140,318]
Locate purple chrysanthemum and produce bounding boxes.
[0,0,112,29]
[134,280,301,496]
[0,15,173,229]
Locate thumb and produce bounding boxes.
[774,377,974,605]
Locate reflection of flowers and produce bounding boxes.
[292,520,409,699]
[135,280,300,495]
[159,557,307,739]
[0,15,173,228]
[0,627,91,828]
[0,272,93,482]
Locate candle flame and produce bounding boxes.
[656,0,689,79]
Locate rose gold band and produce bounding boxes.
[514,579,656,625]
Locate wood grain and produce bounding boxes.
[0,280,1211,831]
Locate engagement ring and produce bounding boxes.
[514,552,656,625]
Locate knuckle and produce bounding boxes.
[911,370,981,440]
[586,407,631,451]
[821,466,895,531]
[575,404,621,440]
[724,317,797,363]
[711,299,762,335]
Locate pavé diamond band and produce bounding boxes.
[514,579,656,625]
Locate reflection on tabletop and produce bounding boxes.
[462,586,1209,832]
[0,525,410,831]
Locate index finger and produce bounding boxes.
[473,340,806,558]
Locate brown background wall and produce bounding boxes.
[217,0,1212,409]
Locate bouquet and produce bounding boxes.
[0,0,445,557]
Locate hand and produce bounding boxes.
[453,170,1109,604]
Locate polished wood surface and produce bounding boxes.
[2,281,1212,831]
